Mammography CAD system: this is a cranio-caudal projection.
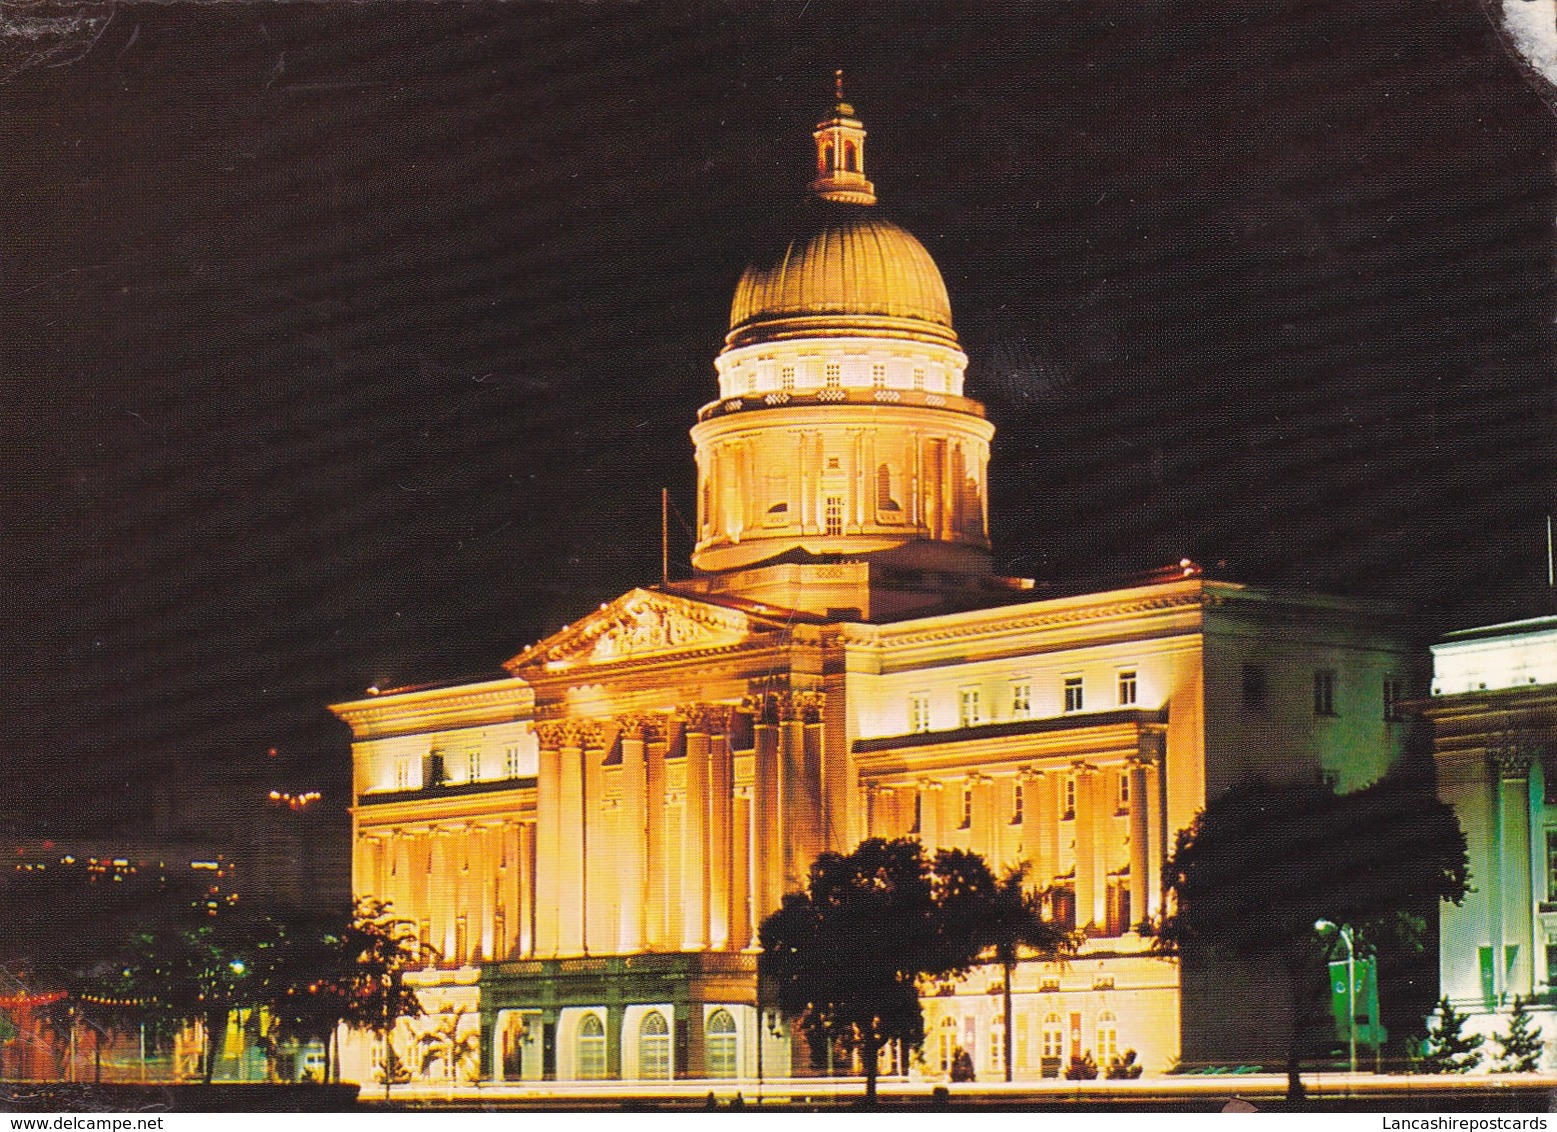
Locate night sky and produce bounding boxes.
[1,1,1551,834]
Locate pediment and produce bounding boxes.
[506,589,766,673]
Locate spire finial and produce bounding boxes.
[835,68,844,102]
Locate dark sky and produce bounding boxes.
[0,1,1551,832]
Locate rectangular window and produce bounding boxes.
[872,363,886,389]
[1063,774,1077,821]
[505,745,521,779]
[960,786,973,830]
[468,750,482,782]
[1546,829,1557,904]
[395,759,412,790]
[913,367,925,391]
[1063,675,1084,713]
[1242,663,1267,710]
[910,791,923,834]
[1118,669,1137,706]
[909,693,931,734]
[781,365,795,392]
[1384,677,1403,722]
[825,363,841,388]
[1117,770,1131,811]
[1011,680,1032,719]
[1314,669,1337,716]
[824,495,843,536]
[959,686,981,728]
[1012,781,1025,825]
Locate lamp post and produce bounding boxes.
[1314,920,1356,1075]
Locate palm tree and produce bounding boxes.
[982,864,1078,1082]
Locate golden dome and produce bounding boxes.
[727,209,957,349]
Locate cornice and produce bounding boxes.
[331,678,533,738]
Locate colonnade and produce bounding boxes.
[865,742,1163,935]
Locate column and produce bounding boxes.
[535,725,564,956]
[520,822,538,959]
[583,723,614,955]
[1128,757,1150,934]
[1024,770,1053,886]
[619,719,648,952]
[1495,744,1537,997]
[919,778,945,850]
[476,824,496,961]
[558,723,586,956]
[752,698,782,925]
[645,718,669,950]
[683,708,712,950]
[1073,764,1100,933]
[709,715,734,950]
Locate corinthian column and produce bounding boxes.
[682,705,712,951]
[557,721,587,956]
[618,718,649,953]
[750,693,782,925]
[708,709,734,950]
[534,722,565,957]
[1073,762,1101,933]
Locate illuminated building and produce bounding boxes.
[1426,616,1557,1067]
[332,88,1416,1084]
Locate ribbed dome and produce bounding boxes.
[728,208,955,345]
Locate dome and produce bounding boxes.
[726,208,958,349]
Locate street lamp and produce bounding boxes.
[1314,919,1356,1075]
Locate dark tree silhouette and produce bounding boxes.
[1492,995,1543,1074]
[1159,764,1468,1098]
[1422,996,1484,1074]
[977,864,1078,1082]
[758,839,993,1104]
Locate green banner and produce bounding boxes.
[1328,956,1387,1047]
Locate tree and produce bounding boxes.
[1158,764,1468,1098]
[973,864,1077,1082]
[758,839,992,1105]
[338,900,424,1098]
[1421,996,1483,1073]
[1491,996,1543,1073]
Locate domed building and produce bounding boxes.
[331,88,1418,1089]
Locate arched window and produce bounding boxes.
[1096,1011,1118,1067]
[821,142,834,172]
[705,1009,738,1078]
[639,1010,671,1080]
[577,1013,607,1080]
[844,140,858,172]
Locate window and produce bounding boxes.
[467,749,482,782]
[959,686,981,727]
[1242,663,1267,710]
[395,759,412,790]
[455,914,469,965]
[989,1018,1005,1072]
[1117,771,1131,812]
[1011,681,1032,719]
[577,1013,607,1080]
[1012,781,1025,825]
[913,368,926,391]
[938,1017,956,1072]
[1063,775,1077,821]
[781,365,795,392]
[872,363,886,389]
[960,785,973,830]
[844,140,858,172]
[821,142,833,171]
[909,693,930,734]
[1096,1012,1119,1065]
[1117,669,1137,706]
[1063,676,1084,713]
[1546,830,1557,904]
[825,363,841,389]
[1314,669,1337,716]
[744,372,756,394]
[639,1011,671,1080]
[1041,1014,1064,1060]
[504,745,521,779]
[824,495,844,536]
[876,464,901,514]
[1384,677,1403,722]
[706,1010,738,1079]
[911,791,924,834]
